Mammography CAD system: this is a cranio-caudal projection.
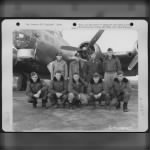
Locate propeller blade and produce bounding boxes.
[61,45,83,51]
[128,54,138,70]
[70,56,87,62]
[88,30,104,47]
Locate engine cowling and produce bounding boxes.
[78,41,103,60]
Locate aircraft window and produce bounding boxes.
[18,33,24,38]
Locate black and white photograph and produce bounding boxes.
[2,20,148,132]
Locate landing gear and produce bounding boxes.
[14,73,28,91]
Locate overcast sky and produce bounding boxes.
[62,30,138,52]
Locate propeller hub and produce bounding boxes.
[79,42,95,60]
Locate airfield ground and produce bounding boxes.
[13,78,138,132]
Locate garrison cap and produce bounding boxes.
[93,72,100,77]
[56,51,63,56]
[107,48,113,52]
[30,72,38,77]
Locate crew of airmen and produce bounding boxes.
[26,48,132,112]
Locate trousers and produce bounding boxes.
[104,72,117,92]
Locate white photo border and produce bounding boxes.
[2,19,148,132]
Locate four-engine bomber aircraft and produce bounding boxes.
[13,29,138,90]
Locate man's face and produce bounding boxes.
[31,75,38,82]
[55,73,61,80]
[73,74,80,81]
[91,53,96,59]
[93,76,100,83]
[82,46,87,51]
[118,74,123,81]
[56,55,62,61]
[107,51,113,57]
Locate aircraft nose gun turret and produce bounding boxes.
[13,31,37,61]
